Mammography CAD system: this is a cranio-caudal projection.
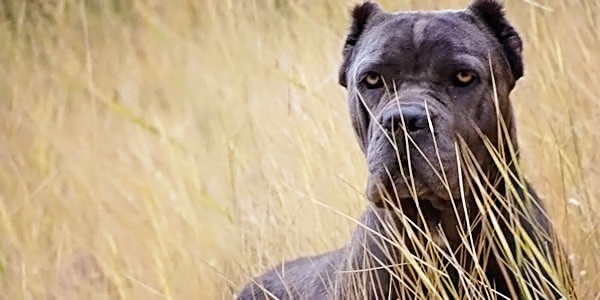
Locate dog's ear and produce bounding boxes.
[468,0,523,80]
[338,2,383,87]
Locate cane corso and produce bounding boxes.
[238,0,575,299]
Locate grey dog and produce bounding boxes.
[237,0,575,299]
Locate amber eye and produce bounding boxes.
[453,70,476,87]
[363,72,383,88]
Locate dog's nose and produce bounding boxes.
[383,105,429,133]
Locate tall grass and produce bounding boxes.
[0,0,598,299]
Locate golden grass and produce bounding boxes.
[0,0,598,299]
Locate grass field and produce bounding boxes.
[0,0,599,299]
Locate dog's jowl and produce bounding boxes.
[238,1,576,299]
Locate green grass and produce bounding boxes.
[0,0,598,299]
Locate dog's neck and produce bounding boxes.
[343,152,527,299]
[365,147,521,252]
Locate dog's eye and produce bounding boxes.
[363,72,383,89]
[453,71,476,87]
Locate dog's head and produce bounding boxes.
[339,0,523,213]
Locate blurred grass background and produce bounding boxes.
[0,0,598,299]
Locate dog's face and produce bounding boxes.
[339,1,523,212]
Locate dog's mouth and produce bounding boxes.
[373,193,450,212]
[366,174,452,212]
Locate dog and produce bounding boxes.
[237,1,575,299]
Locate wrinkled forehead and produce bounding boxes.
[352,11,497,72]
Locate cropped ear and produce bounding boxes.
[338,2,383,87]
[468,0,523,81]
